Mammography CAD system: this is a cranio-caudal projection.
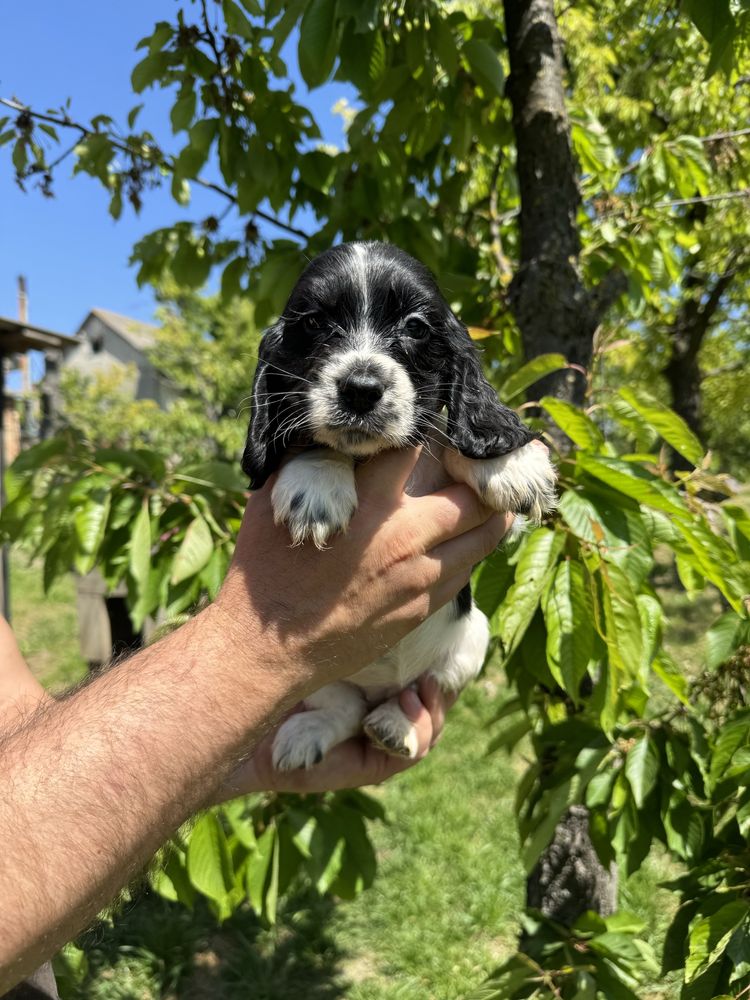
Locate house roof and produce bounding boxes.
[0,316,78,354]
[88,308,158,352]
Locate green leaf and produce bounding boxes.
[541,397,606,451]
[223,0,255,40]
[171,239,210,289]
[246,824,276,917]
[127,104,144,128]
[601,562,644,677]
[706,612,744,669]
[74,494,111,556]
[652,652,690,705]
[308,813,346,894]
[491,528,566,661]
[186,812,234,903]
[625,735,660,808]
[220,257,246,300]
[462,38,505,98]
[543,560,593,697]
[171,516,214,585]
[618,388,703,466]
[499,354,568,403]
[473,545,515,618]
[170,92,196,133]
[265,828,280,923]
[577,454,687,518]
[298,0,338,88]
[683,0,732,42]
[686,900,749,983]
[129,499,151,590]
[131,51,171,93]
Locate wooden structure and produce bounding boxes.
[0,316,77,620]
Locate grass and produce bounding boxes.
[10,549,87,691]
[11,549,719,1000]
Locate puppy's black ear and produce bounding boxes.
[446,315,533,459]
[241,324,284,489]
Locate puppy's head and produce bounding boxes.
[242,241,533,487]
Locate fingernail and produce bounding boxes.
[399,688,422,719]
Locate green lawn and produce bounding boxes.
[10,550,87,691]
[11,549,715,999]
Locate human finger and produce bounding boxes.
[417,674,458,747]
[397,687,437,760]
[355,446,423,505]
[401,483,496,551]
[427,511,514,577]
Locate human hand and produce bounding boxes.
[214,446,513,694]
[214,675,456,800]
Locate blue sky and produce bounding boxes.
[0,0,351,336]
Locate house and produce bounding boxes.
[63,307,173,407]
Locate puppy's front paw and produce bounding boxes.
[271,713,338,771]
[363,701,419,759]
[446,440,556,522]
[272,451,357,548]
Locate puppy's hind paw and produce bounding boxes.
[271,713,337,771]
[363,701,419,759]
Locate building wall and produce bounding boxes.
[63,314,172,407]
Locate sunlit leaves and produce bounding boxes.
[171,515,213,584]
[618,387,704,466]
[298,0,338,88]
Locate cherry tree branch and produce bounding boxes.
[0,96,311,241]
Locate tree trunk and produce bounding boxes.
[503,0,625,406]
[502,0,623,923]
[663,255,742,470]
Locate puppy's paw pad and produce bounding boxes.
[363,704,419,759]
[271,714,335,771]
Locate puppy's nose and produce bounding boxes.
[337,371,385,414]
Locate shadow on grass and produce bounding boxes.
[72,887,350,1000]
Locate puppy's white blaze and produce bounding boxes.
[349,242,370,315]
[271,449,357,548]
[443,440,557,522]
[308,348,417,455]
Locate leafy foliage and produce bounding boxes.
[3,0,750,993]
[59,287,260,461]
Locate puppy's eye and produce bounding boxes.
[403,316,429,339]
[305,313,324,333]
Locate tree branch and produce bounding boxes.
[0,97,311,241]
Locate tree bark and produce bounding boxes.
[664,252,742,469]
[502,0,622,923]
[503,0,625,406]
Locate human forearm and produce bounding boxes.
[0,603,303,990]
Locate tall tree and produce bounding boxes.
[3,3,750,996]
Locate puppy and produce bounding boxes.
[242,241,556,770]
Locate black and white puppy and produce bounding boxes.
[242,241,556,770]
